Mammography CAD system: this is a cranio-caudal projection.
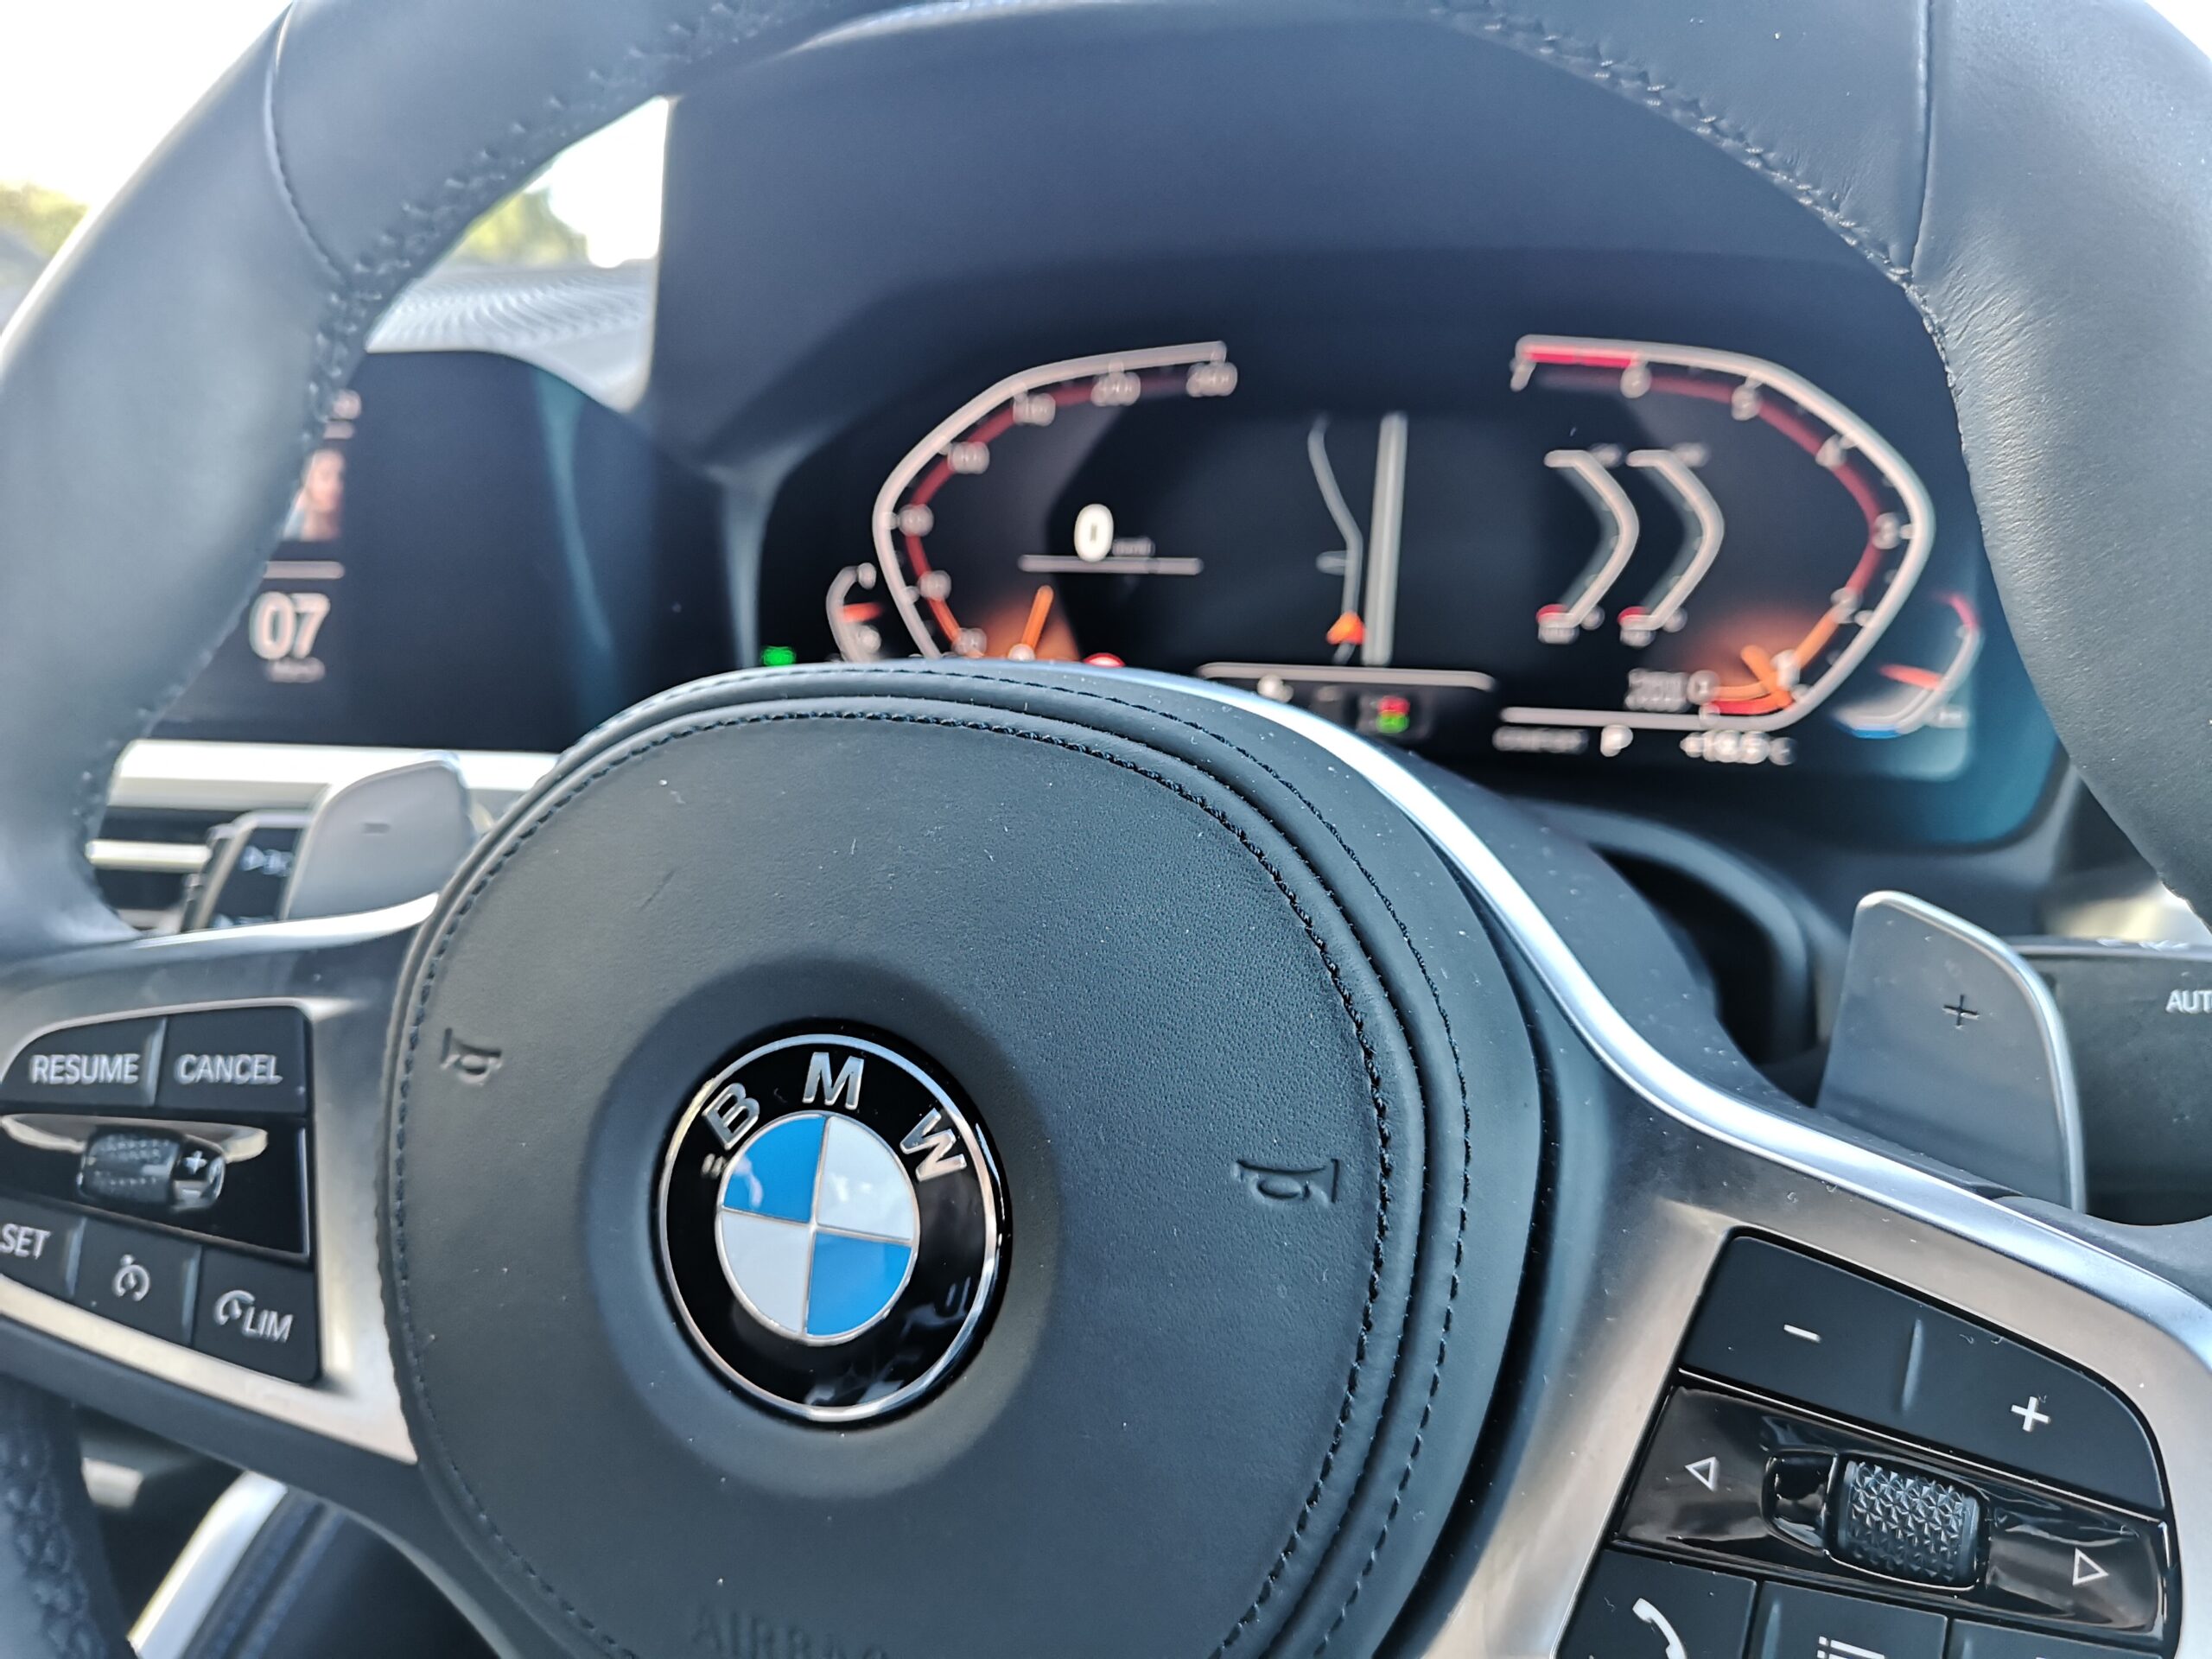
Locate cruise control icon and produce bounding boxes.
[111,1255,151,1302]
[213,1287,295,1344]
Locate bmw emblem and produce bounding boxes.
[657,1033,1004,1421]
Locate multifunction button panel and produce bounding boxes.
[1567,1239,2176,1659]
[0,1007,319,1384]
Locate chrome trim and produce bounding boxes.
[109,739,554,817]
[1819,890,2085,1211]
[130,1471,289,1659]
[2,1114,270,1160]
[86,839,209,876]
[1194,663,1498,693]
[1141,674,2212,1659]
[81,1455,143,1510]
[0,903,428,1464]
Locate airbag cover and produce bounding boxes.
[387,665,1537,1658]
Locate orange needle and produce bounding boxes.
[1739,645,1796,708]
[1017,584,1055,657]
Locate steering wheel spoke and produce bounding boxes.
[0,903,423,1514]
[1230,691,2212,1659]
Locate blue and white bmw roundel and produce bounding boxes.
[717,1111,920,1342]
[658,1033,1003,1422]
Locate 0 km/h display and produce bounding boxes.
[826,334,1948,770]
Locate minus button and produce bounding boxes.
[1783,1325,1823,1344]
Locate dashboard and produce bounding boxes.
[143,8,2071,870]
[763,327,1969,780]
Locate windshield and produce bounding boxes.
[6,0,2212,336]
[0,0,664,340]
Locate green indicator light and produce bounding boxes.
[760,645,798,668]
[1370,696,1413,738]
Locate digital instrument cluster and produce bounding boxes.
[768,333,1983,778]
[158,352,728,753]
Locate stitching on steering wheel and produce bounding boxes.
[536,658,1487,1655]
[863,667,1481,1656]
[1440,0,1920,281]
[236,5,1948,1644]
[395,703,1410,1659]
[1438,0,1961,386]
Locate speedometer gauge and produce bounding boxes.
[868,343,1238,661]
[831,329,1943,772]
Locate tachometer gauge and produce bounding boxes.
[1497,335,1935,736]
[869,343,1237,660]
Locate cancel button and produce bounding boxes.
[157,1007,308,1116]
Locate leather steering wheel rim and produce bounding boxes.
[5,1,2212,1652]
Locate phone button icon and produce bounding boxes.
[1564,1551,1757,1659]
[1633,1598,1689,1659]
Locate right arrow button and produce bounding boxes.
[1983,1499,2164,1633]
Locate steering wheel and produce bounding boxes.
[4,3,2212,1656]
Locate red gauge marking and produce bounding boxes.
[840,601,884,622]
[1326,611,1366,647]
[1522,346,1641,370]
[1879,664,1947,689]
[897,366,1192,654]
[1632,370,1893,707]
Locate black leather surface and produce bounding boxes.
[1449,0,2212,906]
[4,0,2212,1649]
[387,664,1539,1657]
[0,1382,131,1659]
[175,1491,485,1659]
[0,0,2207,966]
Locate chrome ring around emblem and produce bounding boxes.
[656,1032,1005,1423]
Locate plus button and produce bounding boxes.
[2011,1395,2052,1433]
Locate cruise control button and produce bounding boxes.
[3,1018,162,1108]
[1622,1388,1777,1554]
[1564,1549,1755,1659]
[0,1195,79,1298]
[72,1219,198,1342]
[1751,1582,1945,1659]
[193,1252,317,1383]
[1982,1496,2165,1633]
[1903,1321,2162,1512]
[157,1007,308,1116]
[78,1128,180,1207]
[1684,1240,1922,1426]
[1687,1240,2164,1512]
[1948,1623,2144,1659]
[1830,1459,1983,1587]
